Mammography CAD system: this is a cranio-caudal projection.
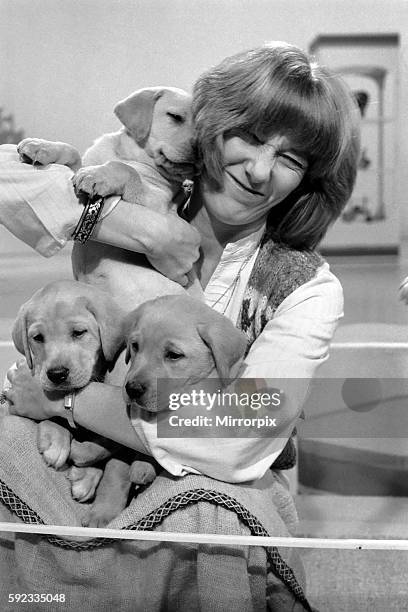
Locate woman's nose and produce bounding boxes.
[245,148,276,184]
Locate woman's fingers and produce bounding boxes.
[2,360,52,420]
[6,359,28,384]
[176,274,189,287]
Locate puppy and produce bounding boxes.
[17,87,201,313]
[12,280,155,526]
[77,86,196,211]
[17,87,196,209]
[81,294,248,523]
[123,295,249,413]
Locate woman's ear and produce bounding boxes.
[114,88,164,147]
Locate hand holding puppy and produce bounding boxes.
[4,360,59,421]
[146,216,201,286]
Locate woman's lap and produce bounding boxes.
[0,414,308,611]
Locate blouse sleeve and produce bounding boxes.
[0,144,81,256]
[130,263,344,483]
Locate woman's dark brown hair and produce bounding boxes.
[192,42,361,249]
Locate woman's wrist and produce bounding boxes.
[45,395,66,419]
[93,199,161,255]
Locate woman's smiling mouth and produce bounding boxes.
[225,171,264,196]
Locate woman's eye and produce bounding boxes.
[72,329,87,338]
[278,153,307,171]
[165,350,185,361]
[32,333,44,343]
[167,112,184,124]
[132,342,139,353]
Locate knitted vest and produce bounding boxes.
[237,230,324,470]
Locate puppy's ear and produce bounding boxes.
[197,321,248,385]
[84,290,127,369]
[125,343,131,365]
[114,88,164,147]
[12,303,33,370]
[122,307,143,365]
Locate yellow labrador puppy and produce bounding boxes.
[17,86,196,208]
[123,295,249,413]
[12,280,155,524]
[12,280,125,396]
[17,87,201,313]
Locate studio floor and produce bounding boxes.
[2,246,408,610]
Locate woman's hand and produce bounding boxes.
[146,215,201,286]
[93,200,201,287]
[3,360,61,420]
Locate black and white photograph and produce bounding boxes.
[1,1,408,610]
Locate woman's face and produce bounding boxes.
[202,133,307,228]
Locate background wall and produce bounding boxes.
[1,0,408,253]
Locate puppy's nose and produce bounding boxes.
[125,380,147,401]
[47,366,70,385]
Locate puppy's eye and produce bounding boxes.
[165,350,185,361]
[32,333,44,343]
[72,329,87,339]
[167,112,184,124]
[132,342,139,353]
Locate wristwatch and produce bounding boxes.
[64,392,77,429]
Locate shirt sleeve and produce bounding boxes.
[130,263,344,483]
[0,144,80,255]
[0,143,119,256]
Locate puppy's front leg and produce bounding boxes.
[81,457,132,527]
[37,420,72,470]
[72,161,144,204]
[70,437,118,466]
[66,465,104,502]
[17,138,82,171]
[129,459,157,487]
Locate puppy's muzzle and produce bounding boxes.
[47,366,70,385]
[154,151,196,180]
[125,380,148,402]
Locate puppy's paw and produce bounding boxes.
[17,138,64,166]
[81,500,124,528]
[70,439,112,466]
[73,164,125,198]
[37,421,72,470]
[66,466,103,503]
[129,460,157,487]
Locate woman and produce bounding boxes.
[1,42,360,610]
[5,42,360,480]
